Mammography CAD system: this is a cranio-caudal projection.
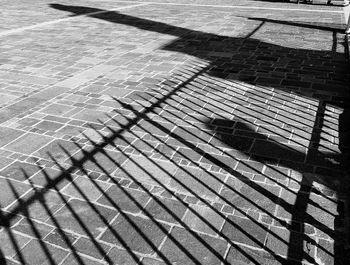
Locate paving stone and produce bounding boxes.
[0,178,31,209]
[44,229,78,249]
[263,166,290,184]
[113,155,177,186]
[159,226,227,265]
[12,218,53,239]
[56,125,83,136]
[0,127,24,148]
[103,87,132,98]
[168,166,225,201]
[39,103,75,116]
[315,238,334,265]
[142,257,166,265]
[50,199,117,237]
[71,148,128,174]
[106,247,139,265]
[60,176,110,201]
[29,167,71,190]
[225,244,282,265]
[265,226,316,263]
[72,237,111,260]
[220,176,280,214]
[133,120,174,138]
[34,139,80,163]
[200,152,238,171]
[34,120,64,132]
[0,229,31,258]
[72,109,110,124]
[13,239,69,265]
[8,189,68,222]
[17,117,41,127]
[0,157,14,169]
[62,254,105,265]
[0,161,41,182]
[97,184,151,214]
[146,192,187,221]
[235,160,264,174]
[183,204,225,236]
[3,133,53,155]
[100,214,170,255]
[172,126,213,145]
[221,214,268,248]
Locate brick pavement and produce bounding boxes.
[0,0,349,264]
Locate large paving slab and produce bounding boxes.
[0,0,349,264]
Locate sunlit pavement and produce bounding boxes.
[0,0,349,264]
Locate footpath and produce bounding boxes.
[0,0,349,264]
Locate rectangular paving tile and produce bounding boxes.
[103,87,132,98]
[33,139,80,163]
[62,253,105,265]
[3,133,53,155]
[265,226,315,262]
[34,120,65,132]
[220,176,281,214]
[50,198,118,237]
[144,196,187,224]
[73,149,129,174]
[39,103,75,116]
[225,244,280,265]
[0,161,41,182]
[0,230,31,258]
[100,214,170,255]
[72,109,110,123]
[12,217,53,239]
[0,127,24,148]
[221,215,268,248]
[0,178,31,209]
[8,189,68,222]
[159,226,227,265]
[60,176,111,201]
[29,167,71,191]
[182,204,225,236]
[0,157,15,170]
[168,166,226,201]
[113,155,178,186]
[13,238,69,265]
[97,184,151,214]
[106,247,139,265]
[72,237,111,261]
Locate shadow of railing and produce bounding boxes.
[0,2,349,265]
[0,62,346,264]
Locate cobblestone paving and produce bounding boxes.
[0,0,350,264]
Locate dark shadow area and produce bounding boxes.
[0,249,6,265]
[0,2,349,265]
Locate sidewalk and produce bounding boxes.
[0,1,349,264]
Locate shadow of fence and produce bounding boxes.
[0,2,349,265]
[0,61,348,264]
